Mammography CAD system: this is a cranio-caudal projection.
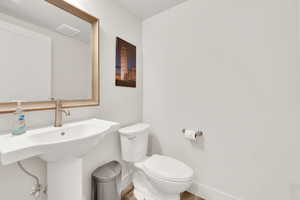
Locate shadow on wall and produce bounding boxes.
[148,133,163,155]
[191,135,205,151]
[147,131,206,156]
[290,184,300,200]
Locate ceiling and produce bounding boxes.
[0,0,91,43]
[114,0,188,20]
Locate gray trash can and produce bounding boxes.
[91,161,122,200]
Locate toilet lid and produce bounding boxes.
[119,123,150,136]
[143,155,193,182]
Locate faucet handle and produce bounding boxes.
[61,110,71,117]
[65,110,71,116]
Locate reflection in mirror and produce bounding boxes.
[0,0,92,102]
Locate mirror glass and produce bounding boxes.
[0,0,92,102]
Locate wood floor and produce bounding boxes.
[121,184,204,200]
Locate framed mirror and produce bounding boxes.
[0,0,99,113]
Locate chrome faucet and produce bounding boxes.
[54,99,70,127]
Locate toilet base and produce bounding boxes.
[133,171,180,200]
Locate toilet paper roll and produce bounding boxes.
[183,129,197,141]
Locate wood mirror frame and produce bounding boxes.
[0,0,100,114]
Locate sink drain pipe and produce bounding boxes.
[17,161,46,199]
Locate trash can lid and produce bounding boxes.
[92,161,122,182]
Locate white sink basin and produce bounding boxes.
[0,118,120,200]
[0,118,119,164]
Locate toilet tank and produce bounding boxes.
[119,123,150,162]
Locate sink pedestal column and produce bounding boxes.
[47,158,83,200]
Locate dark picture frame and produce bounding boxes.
[115,37,136,88]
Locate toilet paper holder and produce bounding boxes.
[182,129,203,138]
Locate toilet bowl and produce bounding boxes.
[134,155,193,200]
[119,124,194,200]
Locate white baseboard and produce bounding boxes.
[189,182,243,200]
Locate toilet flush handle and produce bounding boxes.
[125,135,136,140]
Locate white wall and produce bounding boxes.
[143,0,300,199]
[0,12,91,100]
[0,17,52,102]
[51,29,91,100]
[0,0,142,199]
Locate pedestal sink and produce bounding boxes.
[0,118,120,200]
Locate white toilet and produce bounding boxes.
[119,123,194,200]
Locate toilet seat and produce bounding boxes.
[142,155,193,182]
